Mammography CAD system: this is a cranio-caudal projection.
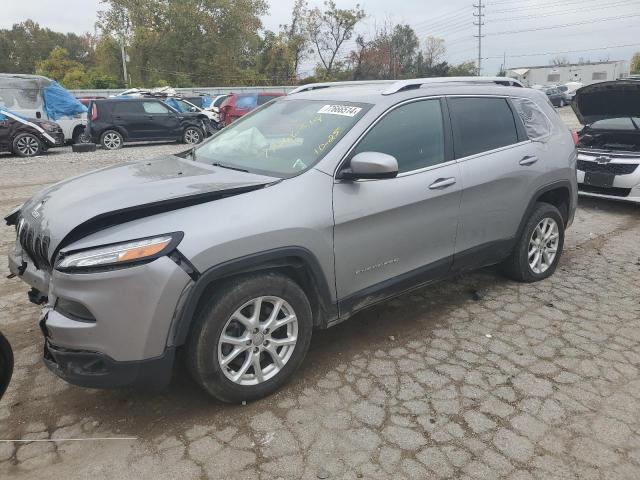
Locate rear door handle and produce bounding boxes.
[519,155,538,166]
[429,177,456,189]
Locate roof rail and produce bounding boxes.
[288,80,395,95]
[381,76,524,95]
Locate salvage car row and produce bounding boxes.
[0,73,285,155]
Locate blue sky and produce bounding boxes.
[3,0,639,78]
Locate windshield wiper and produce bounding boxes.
[211,162,249,173]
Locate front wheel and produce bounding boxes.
[183,126,204,145]
[186,272,313,403]
[13,133,43,157]
[501,202,565,282]
[0,332,14,400]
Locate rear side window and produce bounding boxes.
[511,97,551,139]
[448,97,519,158]
[143,101,170,114]
[236,95,258,110]
[352,99,445,173]
[112,101,144,114]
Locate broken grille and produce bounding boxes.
[17,218,52,271]
[577,160,638,175]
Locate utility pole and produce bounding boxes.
[473,2,485,76]
[119,35,128,86]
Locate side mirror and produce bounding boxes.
[338,151,399,180]
[189,106,198,112]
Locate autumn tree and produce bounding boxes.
[305,1,365,77]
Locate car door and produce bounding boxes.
[142,101,181,138]
[112,101,148,139]
[333,98,462,313]
[447,96,547,270]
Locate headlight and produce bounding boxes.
[56,233,182,272]
[41,122,59,132]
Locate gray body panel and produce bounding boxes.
[7,79,577,372]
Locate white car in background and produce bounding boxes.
[0,73,88,143]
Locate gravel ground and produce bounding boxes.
[2,109,640,479]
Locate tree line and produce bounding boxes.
[2,0,489,89]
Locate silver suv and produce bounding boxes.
[6,77,577,402]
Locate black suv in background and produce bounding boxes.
[86,98,210,150]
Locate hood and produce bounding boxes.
[11,155,276,263]
[572,80,640,125]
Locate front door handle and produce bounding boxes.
[519,155,538,166]
[429,177,456,189]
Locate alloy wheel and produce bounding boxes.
[103,132,121,149]
[185,128,200,144]
[217,296,298,386]
[16,135,40,156]
[528,217,559,274]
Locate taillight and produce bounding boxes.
[571,131,579,145]
[90,103,98,121]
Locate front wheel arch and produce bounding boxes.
[170,248,337,347]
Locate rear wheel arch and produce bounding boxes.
[517,182,572,241]
[171,248,337,347]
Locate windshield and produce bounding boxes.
[194,99,370,177]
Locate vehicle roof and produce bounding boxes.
[284,81,542,105]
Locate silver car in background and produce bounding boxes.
[6,77,577,402]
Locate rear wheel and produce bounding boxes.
[186,272,313,403]
[73,127,91,144]
[183,126,203,145]
[13,133,43,157]
[100,130,123,150]
[501,202,565,282]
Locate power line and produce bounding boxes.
[486,13,640,36]
[483,42,640,60]
[491,0,639,23]
[487,0,623,14]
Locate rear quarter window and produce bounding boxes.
[510,97,552,139]
[236,95,258,110]
[112,101,144,114]
[448,97,519,158]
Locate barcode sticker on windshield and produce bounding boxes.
[317,105,362,117]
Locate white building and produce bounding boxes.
[506,60,630,87]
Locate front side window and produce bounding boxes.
[351,99,445,173]
[194,99,370,177]
[143,101,170,114]
[448,97,519,158]
[511,97,551,139]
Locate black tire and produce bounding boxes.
[186,272,313,403]
[12,133,43,157]
[0,331,14,401]
[100,129,124,150]
[183,126,204,145]
[73,127,91,144]
[501,202,565,283]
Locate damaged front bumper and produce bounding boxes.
[577,150,640,203]
[8,241,193,388]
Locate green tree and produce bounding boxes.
[36,47,89,87]
[449,61,478,76]
[305,0,365,76]
[631,52,640,74]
